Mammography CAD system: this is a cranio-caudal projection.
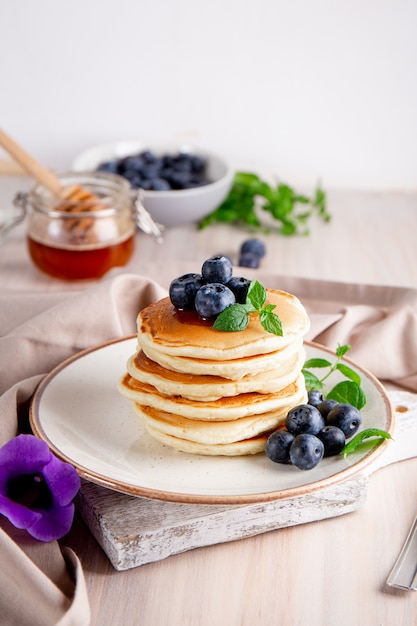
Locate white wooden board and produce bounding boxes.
[75,391,417,570]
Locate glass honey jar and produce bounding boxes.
[14,172,141,280]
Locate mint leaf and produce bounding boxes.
[336,363,361,385]
[259,308,283,336]
[247,280,266,311]
[326,381,366,410]
[302,369,324,390]
[213,304,249,332]
[336,344,351,358]
[303,358,332,369]
[342,428,392,456]
[213,280,283,336]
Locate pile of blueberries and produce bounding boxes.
[169,239,266,318]
[265,390,363,470]
[97,149,210,191]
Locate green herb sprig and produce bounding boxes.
[341,428,392,457]
[302,344,366,410]
[198,172,330,235]
[213,280,283,336]
[303,345,393,456]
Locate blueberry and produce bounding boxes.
[160,166,174,181]
[183,177,206,188]
[240,238,266,258]
[238,252,260,269]
[141,164,160,180]
[285,404,325,436]
[169,273,204,310]
[317,399,339,419]
[150,177,171,191]
[226,276,251,304]
[172,155,192,173]
[122,172,143,188]
[141,150,159,164]
[201,255,233,284]
[169,171,192,189]
[317,426,346,456]
[162,155,175,167]
[265,430,295,464]
[194,283,235,319]
[289,434,324,470]
[98,160,118,173]
[326,404,362,439]
[138,179,152,190]
[190,155,206,173]
[121,155,145,173]
[307,390,324,407]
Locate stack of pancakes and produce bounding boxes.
[117,289,310,456]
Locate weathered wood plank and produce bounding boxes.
[76,475,368,570]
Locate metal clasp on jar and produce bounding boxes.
[0,191,28,244]
[131,189,165,244]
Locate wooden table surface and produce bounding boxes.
[1,174,417,625]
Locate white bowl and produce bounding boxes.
[72,141,233,227]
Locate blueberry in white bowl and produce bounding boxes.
[72,141,233,227]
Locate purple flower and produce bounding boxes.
[0,434,80,541]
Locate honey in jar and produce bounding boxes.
[22,172,137,280]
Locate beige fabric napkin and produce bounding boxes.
[0,275,166,626]
[0,272,416,625]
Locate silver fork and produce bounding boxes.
[387,515,417,590]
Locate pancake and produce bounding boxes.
[141,337,304,380]
[133,402,287,445]
[137,290,310,361]
[143,425,270,456]
[117,372,307,421]
[132,402,291,445]
[126,348,306,401]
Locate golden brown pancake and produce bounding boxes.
[141,337,304,380]
[137,290,310,360]
[117,372,307,421]
[132,401,297,445]
[143,426,271,456]
[126,348,305,401]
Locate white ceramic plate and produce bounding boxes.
[30,337,394,505]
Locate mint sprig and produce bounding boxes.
[198,171,330,235]
[213,280,283,336]
[302,344,366,410]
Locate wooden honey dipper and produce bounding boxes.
[0,129,105,232]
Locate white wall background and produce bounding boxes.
[1,0,416,190]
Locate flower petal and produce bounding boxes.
[0,466,9,493]
[43,455,81,506]
[0,435,51,475]
[28,502,75,542]
[0,494,42,529]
